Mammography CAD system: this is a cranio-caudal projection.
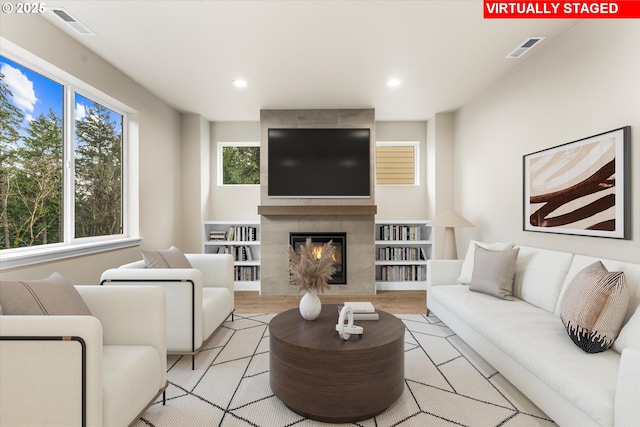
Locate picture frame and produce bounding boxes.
[523,126,630,239]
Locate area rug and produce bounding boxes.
[133,314,557,426]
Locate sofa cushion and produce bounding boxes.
[429,285,619,426]
[560,261,629,353]
[142,246,192,268]
[613,305,640,353]
[458,240,514,284]
[102,345,163,426]
[0,273,91,315]
[513,246,574,313]
[469,246,519,300]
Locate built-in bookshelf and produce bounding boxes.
[375,220,431,290]
[202,221,260,291]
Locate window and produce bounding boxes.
[376,141,419,185]
[1,53,127,255]
[218,142,260,185]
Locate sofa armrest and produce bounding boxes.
[75,285,167,385]
[0,315,103,426]
[186,254,235,311]
[427,259,464,288]
[614,346,640,426]
[186,254,234,290]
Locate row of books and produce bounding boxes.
[378,265,426,282]
[209,226,258,242]
[234,266,259,281]
[377,246,427,261]
[378,224,424,241]
[215,245,255,261]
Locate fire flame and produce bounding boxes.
[312,244,337,261]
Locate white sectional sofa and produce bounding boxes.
[427,245,640,427]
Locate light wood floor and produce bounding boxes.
[234,290,426,314]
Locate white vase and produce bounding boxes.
[299,291,321,320]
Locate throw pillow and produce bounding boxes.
[458,240,514,284]
[142,246,192,268]
[0,272,91,315]
[469,246,520,300]
[559,261,629,354]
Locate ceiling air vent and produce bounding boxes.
[506,37,545,59]
[50,8,95,36]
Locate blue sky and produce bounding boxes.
[0,55,63,124]
[0,55,122,134]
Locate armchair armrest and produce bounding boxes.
[76,285,167,386]
[0,315,103,426]
[427,259,464,288]
[186,254,234,290]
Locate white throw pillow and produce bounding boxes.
[458,240,514,284]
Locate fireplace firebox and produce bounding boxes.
[289,232,346,284]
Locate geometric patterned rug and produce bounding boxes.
[133,314,557,426]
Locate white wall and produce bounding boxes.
[375,121,430,220]
[0,14,183,283]
[209,122,261,221]
[181,114,211,253]
[454,20,640,262]
[208,121,431,221]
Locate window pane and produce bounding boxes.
[222,145,260,184]
[74,93,123,238]
[1,56,64,248]
[376,145,415,185]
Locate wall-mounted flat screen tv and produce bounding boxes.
[268,128,371,197]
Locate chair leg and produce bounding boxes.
[163,390,166,406]
[192,354,195,370]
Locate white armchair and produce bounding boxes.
[0,285,167,427]
[100,253,234,369]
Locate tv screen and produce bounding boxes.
[268,128,371,197]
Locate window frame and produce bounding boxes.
[375,141,420,186]
[217,141,260,186]
[0,41,140,270]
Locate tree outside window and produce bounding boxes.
[220,143,260,185]
[0,55,124,249]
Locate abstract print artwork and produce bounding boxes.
[523,127,629,239]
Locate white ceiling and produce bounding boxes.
[40,1,579,122]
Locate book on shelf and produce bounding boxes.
[379,224,422,241]
[217,245,254,261]
[209,230,227,240]
[227,226,257,242]
[337,304,379,320]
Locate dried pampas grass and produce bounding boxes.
[287,237,337,293]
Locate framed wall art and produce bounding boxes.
[523,126,630,239]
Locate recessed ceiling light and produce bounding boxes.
[387,78,401,88]
[232,79,248,88]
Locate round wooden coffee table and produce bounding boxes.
[269,304,405,423]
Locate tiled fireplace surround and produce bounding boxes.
[259,109,377,295]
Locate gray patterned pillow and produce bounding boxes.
[560,261,629,353]
[142,246,192,268]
